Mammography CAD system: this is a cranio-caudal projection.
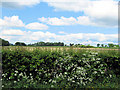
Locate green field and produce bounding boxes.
[2,46,120,88]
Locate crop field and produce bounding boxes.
[2,46,120,88]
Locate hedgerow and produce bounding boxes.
[2,47,120,88]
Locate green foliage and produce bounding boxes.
[97,44,100,47]
[2,47,120,88]
[101,44,104,47]
[0,38,9,46]
[15,42,26,46]
[98,50,120,76]
[29,42,64,46]
[108,43,114,48]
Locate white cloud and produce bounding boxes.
[42,0,90,12]
[0,29,118,45]
[1,0,118,27]
[39,16,116,27]
[41,0,118,27]
[84,0,118,27]
[1,29,25,35]
[1,0,41,8]
[25,22,48,30]
[39,16,76,26]
[77,16,95,26]
[0,16,48,30]
[0,16,25,27]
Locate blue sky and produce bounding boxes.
[0,0,118,46]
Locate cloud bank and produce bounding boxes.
[0,29,118,46]
[0,16,49,30]
[1,0,118,28]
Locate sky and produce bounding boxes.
[0,0,119,46]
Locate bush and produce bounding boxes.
[2,47,120,88]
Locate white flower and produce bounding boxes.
[19,72,23,76]
[72,80,75,83]
[51,85,54,87]
[97,58,101,60]
[95,52,98,55]
[64,72,67,75]
[30,73,32,76]
[100,64,103,67]
[83,54,86,56]
[101,72,104,74]
[96,61,100,63]
[14,81,17,83]
[49,79,52,82]
[15,71,18,73]
[52,80,56,83]
[110,74,112,78]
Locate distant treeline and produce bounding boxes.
[28,42,64,46]
[0,38,64,46]
[0,38,119,48]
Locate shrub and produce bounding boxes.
[2,47,120,88]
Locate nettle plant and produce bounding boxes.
[50,51,107,87]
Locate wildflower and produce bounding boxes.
[101,72,104,74]
[9,77,11,79]
[49,79,52,82]
[93,71,97,74]
[15,71,18,73]
[83,54,86,56]
[72,80,75,83]
[19,72,23,76]
[64,72,67,75]
[51,85,54,87]
[97,58,101,60]
[14,81,17,83]
[109,74,112,78]
[30,73,32,76]
[52,80,56,83]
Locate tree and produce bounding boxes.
[21,42,26,46]
[115,45,119,48]
[105,45,107,47]
[0,38,9,46]
[101,44,104,47]
[80,45,86,48]
[70,43,74,46]
[15,42,26,46]
[86,44,95,48]
[108,43,114,48]
[97,44,100,47]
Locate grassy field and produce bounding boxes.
[2,46,120,89]
[2,46,119,51]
